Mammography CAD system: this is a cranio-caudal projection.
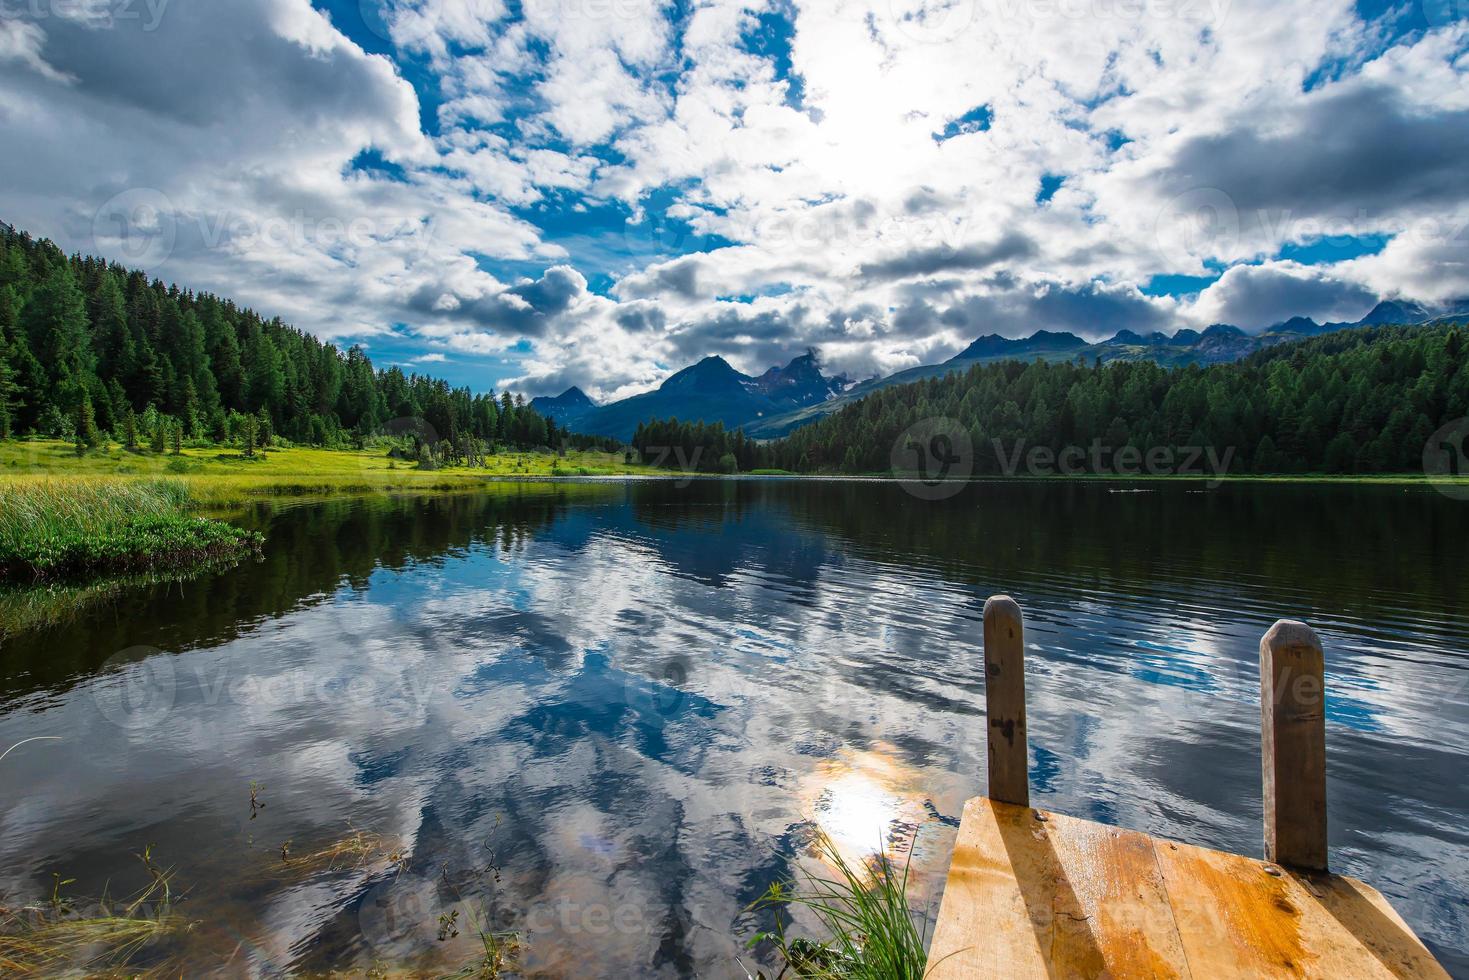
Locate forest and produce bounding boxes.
[634,322,1469,476]
[5,223,1465,478]
[0,224,565,458]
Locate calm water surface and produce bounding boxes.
[1,480,1466,976]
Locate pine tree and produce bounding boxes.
[240,413,258,457]
[76,396,101,451]
[255,406,273,448]
[0,325,17,441]
[23,261,93,412]
[124,408,138,450]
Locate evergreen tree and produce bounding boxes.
[255,405,273,448]
[76,395,101,451]
[240,413,258,457]
[22,261,93,413]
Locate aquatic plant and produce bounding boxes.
[269,827,410,880]
[0,845,189,977]
[744,832,929,980]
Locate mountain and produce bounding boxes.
[950,330,1088,362]
[529,386,595,423]
[531,294,1463,444]
[752,350,852,406]
[1357,299,1431,325]
[742,297,1462,438]
[554,353,850,441]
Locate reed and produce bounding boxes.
[745,832,929,980]
[0,845,187,977]
[0,477,261,581]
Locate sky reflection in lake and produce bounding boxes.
[0,480,1465,976]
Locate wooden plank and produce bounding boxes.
[930,799,1449,979]
[1259,619,1329,871]
[1043,810,1190,979]
[1154,837,1449,979]
[927,799,1189,978]
[927,798,1052,979]
[983,596,1028,807]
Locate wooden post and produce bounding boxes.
[1259,619,1328,871]
[984,595,1029,807]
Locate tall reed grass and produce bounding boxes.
[0,478,260,580]
[745,832,930,979]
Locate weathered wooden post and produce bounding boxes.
[1259,619,1328,871]
[984,595,1028,806]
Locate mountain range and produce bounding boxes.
[533,299,1464,441]
[531,350,852,439]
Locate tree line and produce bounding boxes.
[0,224,564,453]
[635,322,1469,476]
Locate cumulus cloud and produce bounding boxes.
[857,233,1036,282]
[1192,262,1379,329]
[1,0,1464,398]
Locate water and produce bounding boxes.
[1,480,1466,976]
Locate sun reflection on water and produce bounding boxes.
[802,745,930,870]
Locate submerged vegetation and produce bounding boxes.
[0,477,261,581]
[0,816,524,977]
[0,845,188,977]
[745,833,929,980]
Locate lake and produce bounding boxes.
[1,479,1466,976]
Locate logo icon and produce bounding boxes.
[1154,187,1239,266]
[92,188,177,268]
[91,646,176,730]
[1424,418,1469,499]
[358,875,440,958]
[890,417,973,500]
[888,0,976,43]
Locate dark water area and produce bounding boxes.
[0,479,1466,976]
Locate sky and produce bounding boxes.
[1,0,1466,399]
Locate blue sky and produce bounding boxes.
[1,0,1466,398]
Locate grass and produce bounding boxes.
[0,477,262,582]
[0,439,656,586]
[0,440,655,505]
[0,815,523,977]
[0,845,189,977]
[744,832,930,980]
[270,828,410,881]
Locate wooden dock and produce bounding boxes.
[928,597,1449,978]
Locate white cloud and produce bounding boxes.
[2,0,1465,399]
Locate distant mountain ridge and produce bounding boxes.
[541,351,854,440]
[534,298,1466,441]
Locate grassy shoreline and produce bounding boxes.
[0,478,263,583]
[0,440,658,505]
[2,440,1462,502]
